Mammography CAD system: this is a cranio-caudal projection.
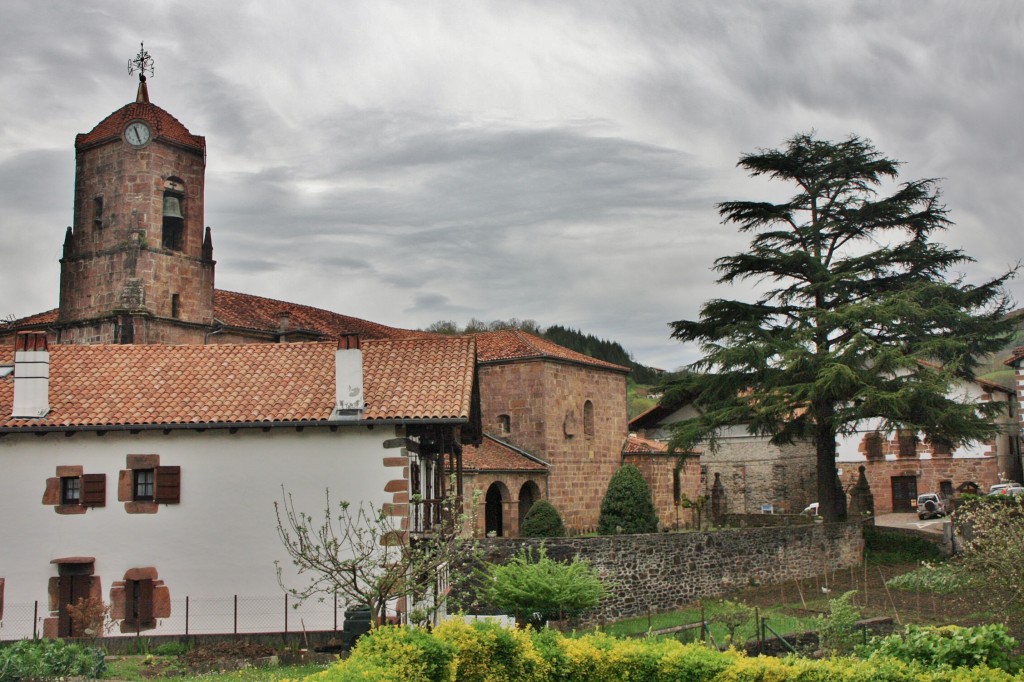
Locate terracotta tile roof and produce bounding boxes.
[0,338,475,429]
[2,292,427,342]
[76,102,204,152]
[214,290,429,340]
[461,434,548,472]
[362,336,476,421]
[474,329,629,372]
[1005,347,1024,366]
[622,434,670,455]
[5,308,58,330]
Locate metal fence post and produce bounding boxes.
[334,592,338,631]
[755,607,761,654]
[234,595,238,635]
[33,601,38,639]
[284,594,288,634]
[185,596,190,637]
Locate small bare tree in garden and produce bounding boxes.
[954,495,1024,624]
[275,484,477,627]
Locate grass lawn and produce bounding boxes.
[598,602,820,647]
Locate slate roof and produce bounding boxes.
[461,434,548,472]
[76,102,205,152]
[474,329,629,372]
[0,337,475,430]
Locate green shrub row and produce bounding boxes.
[862,624,1019,673]
[310,620,1024,682]
[0,638,106,682]
[885,561,968,594]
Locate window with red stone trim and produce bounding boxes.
[43,467,105,513]
[120,456,180,512]
[110,568,170,633]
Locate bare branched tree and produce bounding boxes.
[275,485,477,627]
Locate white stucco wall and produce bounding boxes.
[0,424,400,639]
[836,381,1008,463]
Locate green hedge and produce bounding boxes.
[311,621,1024,682]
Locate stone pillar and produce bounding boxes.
[710,473,725,525]
[848,465,875,516]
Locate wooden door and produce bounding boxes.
[57,574,92,637]
[891,476,918,513]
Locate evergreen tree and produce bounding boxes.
[668,133,1016,522]
[597,464,659,534]
[520,499,566,538]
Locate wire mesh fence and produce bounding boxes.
[1,594,344,641]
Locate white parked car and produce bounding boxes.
[801,502,819,516]
[916,493,945,520]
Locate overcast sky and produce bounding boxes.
[0,1,1020,370]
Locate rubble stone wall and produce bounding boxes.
[475,521,864,625]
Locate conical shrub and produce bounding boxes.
[597,464,659,534]
[520,499,566,538]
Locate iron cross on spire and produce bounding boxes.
[128,42,155,82]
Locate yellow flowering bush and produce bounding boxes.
[308,621,1024,682]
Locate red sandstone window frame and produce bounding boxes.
[120,456,181,512]
[44,468,105,512]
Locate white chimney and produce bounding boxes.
[331,334,364,420]
[13,331,50,418]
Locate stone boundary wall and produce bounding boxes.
[721,513,815,528]
[475,521,863,625]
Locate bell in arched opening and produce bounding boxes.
[162,195,184,219]
[162,194,184,251]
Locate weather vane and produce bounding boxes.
[128,42,155,82]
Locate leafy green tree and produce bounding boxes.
[817,590,861,655]
[483,545,605,628]
[597,464,659,534]
[520,499,566,538]
[710,600,755,644]
[668,133,1016,521]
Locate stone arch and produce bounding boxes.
[518,480,542,532]
[485,481,510,537]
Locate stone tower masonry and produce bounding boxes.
[57,76,214,345]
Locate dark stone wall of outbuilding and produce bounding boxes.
[473,521,864,625]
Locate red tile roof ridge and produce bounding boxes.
[214,290,432,340]
[76,101,205,151]
[474,329,629,372]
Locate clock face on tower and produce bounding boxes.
[124,121,151,148]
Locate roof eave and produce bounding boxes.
[0,416,470,435]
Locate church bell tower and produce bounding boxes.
[58,44,215,344]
